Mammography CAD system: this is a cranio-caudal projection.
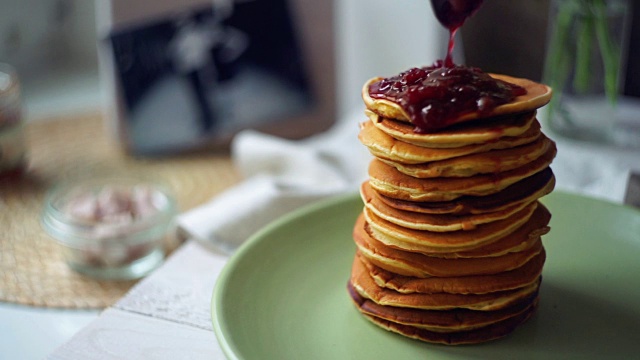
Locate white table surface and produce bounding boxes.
[50,240,228,360]
[0,303,98,360]
[1,133,639,360]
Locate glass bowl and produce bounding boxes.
[41,176,177,280]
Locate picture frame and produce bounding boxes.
[97,0,335,155]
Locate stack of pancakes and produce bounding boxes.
[347,73,556,345]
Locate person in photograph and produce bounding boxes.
[168,0,248,131]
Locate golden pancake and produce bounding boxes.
[374,168,555,215]
[361,181,533,231]
[365,203,550,256]
[350,254,541,310]
[359,250,546,295]
[358,119,541,164]
[368,111,537,148]
[358,203,551,260]
[362,74,552,127]
[354,223,544,279]
[378,135,553,178]
[357,232,543,280]
[364,202,538,253]
[368,143,556,202]
[348,281,538,333]
[360,302,537,345]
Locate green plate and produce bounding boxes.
[212,191,640,359]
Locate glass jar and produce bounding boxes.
[41,176,177,280]
[0,63,26,175]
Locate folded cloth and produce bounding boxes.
[178,111,371,254]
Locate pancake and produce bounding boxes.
[377,135,553,178]
[361,181,533,231]
[359,249,546,295]
[350,254,541,311]
[348,281,538,333]
[368,142,556,202]
[360,302,537,345]
[362,74,552,128]
[357,234,544,280]
[354,222,544,279]
[358,119,542,164]
[364,203,550,257]
[368,111,537,148]
[364,201,538,253]
[359,203,551,260]
[353,221,542,278]
[374,167,555,215]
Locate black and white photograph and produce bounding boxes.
[110,0,314,154]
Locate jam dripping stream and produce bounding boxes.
[430,0,485,66]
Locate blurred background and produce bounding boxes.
[0,0,638,150]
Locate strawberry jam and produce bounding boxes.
[369,63,526,133]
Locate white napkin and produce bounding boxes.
[177,111,370,254]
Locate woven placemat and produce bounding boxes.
[0,112,241,308]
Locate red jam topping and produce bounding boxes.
[368,0,528,132]
[368,62,527,133]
